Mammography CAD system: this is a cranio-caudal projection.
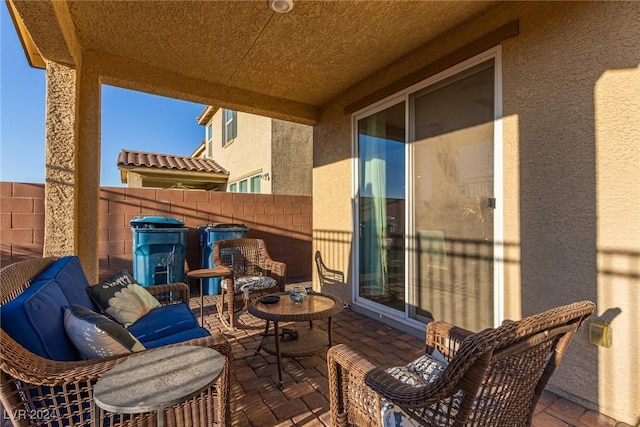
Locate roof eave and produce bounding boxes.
[196,106,218,125]
[6,0,46,69]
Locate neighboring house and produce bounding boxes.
[116,149,228,191]
[8,1,639,423]
[194,106,312,196]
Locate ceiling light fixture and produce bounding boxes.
[268,0,293,13]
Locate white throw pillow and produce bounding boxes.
[87,270,160,327]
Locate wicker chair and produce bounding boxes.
[315,251,345,287]
[0,257,232,427]
[213,238,286,330]
[327,300,595,427]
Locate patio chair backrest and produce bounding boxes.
[214,238,267,278]
[410,301,596,425]
[0,257,56,304]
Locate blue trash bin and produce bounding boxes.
[131,216,188,287]
[197,223,248,295]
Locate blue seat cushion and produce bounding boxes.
[1,278,79,361]
[128,303,199,343]
[141,327,211,349]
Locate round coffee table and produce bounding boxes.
[248,291,343,387]
[93,346,224,427]
[187,267,232,325]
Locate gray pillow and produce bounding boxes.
[63,304,145,359]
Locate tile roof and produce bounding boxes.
[196,106,217,125]
[117,149,228,174]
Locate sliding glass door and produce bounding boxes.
[356,56,498,331]
[357,101,406,312]
[409,60,495,331]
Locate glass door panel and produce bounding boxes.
[357,102,406,311]
[410,60,495,331]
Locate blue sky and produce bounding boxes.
[1,4,206,187]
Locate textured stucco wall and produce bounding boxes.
[501,3,639,422]
[594,64,640,423]
[271,119,313,196]
[206,111,313,195]
[44,61,76,257]
[312,106,353,296]
[314,2,640,423]
[209,110,273,193]
[74,52,102,282]
[43,52,102,283]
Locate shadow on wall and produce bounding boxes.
[93,187,312,283]
[315,250,350,304]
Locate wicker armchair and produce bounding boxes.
[315,251,345,287]
[327,300,595,427]
[0,257,232,427]
[213,238,286,330]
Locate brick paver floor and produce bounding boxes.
[190,283,630,427]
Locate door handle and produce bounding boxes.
[487,198,496,209]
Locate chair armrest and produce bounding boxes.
[146,282,190,304]
[426,320,474,361]
[1,331,229,387]
[327,343,381,426]
[328,343,458,424]
[322,269,345,286]
[329,343,465,424]
[262,260,287,291]
[1,331,231,426]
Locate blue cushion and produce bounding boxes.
[1,278,79,361]
[141,327,210,349]
[1,279,54,359]
[128,303,199,343]
[38,256,96,309]
[0,256,97,361]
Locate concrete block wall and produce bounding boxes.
[0,182,45,263]
[0,182,312,282]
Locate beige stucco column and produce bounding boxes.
[43,61,76,257]
[74,53,101,283]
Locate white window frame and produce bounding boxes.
[206,122,213,157]
[228,173,263,194]
[222,109,237,147]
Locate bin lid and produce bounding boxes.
[130,216,185,228]
[203,223,247,229]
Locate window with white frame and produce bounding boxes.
[206,122,213,157]
[228,173,263,194]
[222,109,237,146]
[250,175,261,193]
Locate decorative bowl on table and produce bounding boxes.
[289,286,307,304]
[260,295,280,304]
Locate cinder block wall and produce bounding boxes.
[0,182,312,282]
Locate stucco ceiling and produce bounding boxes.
[9,0,497,124]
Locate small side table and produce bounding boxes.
[93,346,224,427]
[187,267,232,325]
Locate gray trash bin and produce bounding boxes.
[197,223,249,295]
[131,216,188,287]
